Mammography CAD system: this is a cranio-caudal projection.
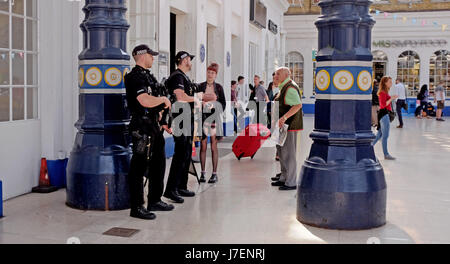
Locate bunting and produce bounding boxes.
[370,9,449,32]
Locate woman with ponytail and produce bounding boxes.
[373,76,398,160]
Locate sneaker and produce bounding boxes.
[397,125,403,129]
[385,155,396,160]
[437,118,446,122]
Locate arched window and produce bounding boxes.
[372,50,388,83]
[430,50,450,97]
[285,52,304,92]
[397,51,420,96]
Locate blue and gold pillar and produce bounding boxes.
[66,0,132,211]
[297,0,387,230]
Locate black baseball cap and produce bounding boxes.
[132,44,159,57]
[175,51,195,64]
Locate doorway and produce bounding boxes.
[372,50,388,83]
[373,62,386,83]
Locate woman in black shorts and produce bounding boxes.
[198,63,226,184]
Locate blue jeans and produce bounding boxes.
[373,114,390,157]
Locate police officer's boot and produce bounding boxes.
[148,201,175,212]
[130,206,156,220]
[177,188,196,197]
[163,190,185,204]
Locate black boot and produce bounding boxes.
[163,190,185,204]
[148,201,175,212]
[178,188,196,197]
[208,173,218,184]
[271,173,282,182]
[130,206,156,220]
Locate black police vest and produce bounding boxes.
[125,66,164,134]
[167,70,195,116]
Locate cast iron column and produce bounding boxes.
[67,0,132,210]
[297,0,387,230]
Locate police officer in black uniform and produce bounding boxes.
[163,51,199,203]
[124,45,174,220]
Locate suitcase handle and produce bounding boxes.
[260,130,269,137]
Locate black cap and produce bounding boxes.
[132,44,159,57]
[175,51,195,64]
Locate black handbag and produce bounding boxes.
[388,110,396,123]
[388,102,396,122]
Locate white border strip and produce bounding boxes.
[80,89,126,94]
[316,94,372,100]
[317,61,373,67]
[79,60,131,66]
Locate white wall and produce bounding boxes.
[0,121,41,199]
[40,0,80,161]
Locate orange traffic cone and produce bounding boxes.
[32,158,58,194]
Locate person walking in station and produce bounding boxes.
[435,81,446,122]
[372,79,380,128]
[394,79,408,128]
[373,76,398,161]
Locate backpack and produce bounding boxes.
[427,103,436,117]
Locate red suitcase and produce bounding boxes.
[232,124,271,160]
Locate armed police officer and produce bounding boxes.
[124,45,174,220]
[164,51,200,203]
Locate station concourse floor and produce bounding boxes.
[1,116,450,244]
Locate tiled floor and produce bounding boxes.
[1,116,450,244]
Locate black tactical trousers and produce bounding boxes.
[128,132,166,208]
[166,134,193,193]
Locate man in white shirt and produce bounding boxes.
[394,79,408,128]
[434,81,446,122]
[236,76,246,105]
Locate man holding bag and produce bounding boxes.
[394,79,408,128]
[271,67,303,191]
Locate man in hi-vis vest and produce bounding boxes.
[271,67,304,191]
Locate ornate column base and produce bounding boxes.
[298,157,386,230]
